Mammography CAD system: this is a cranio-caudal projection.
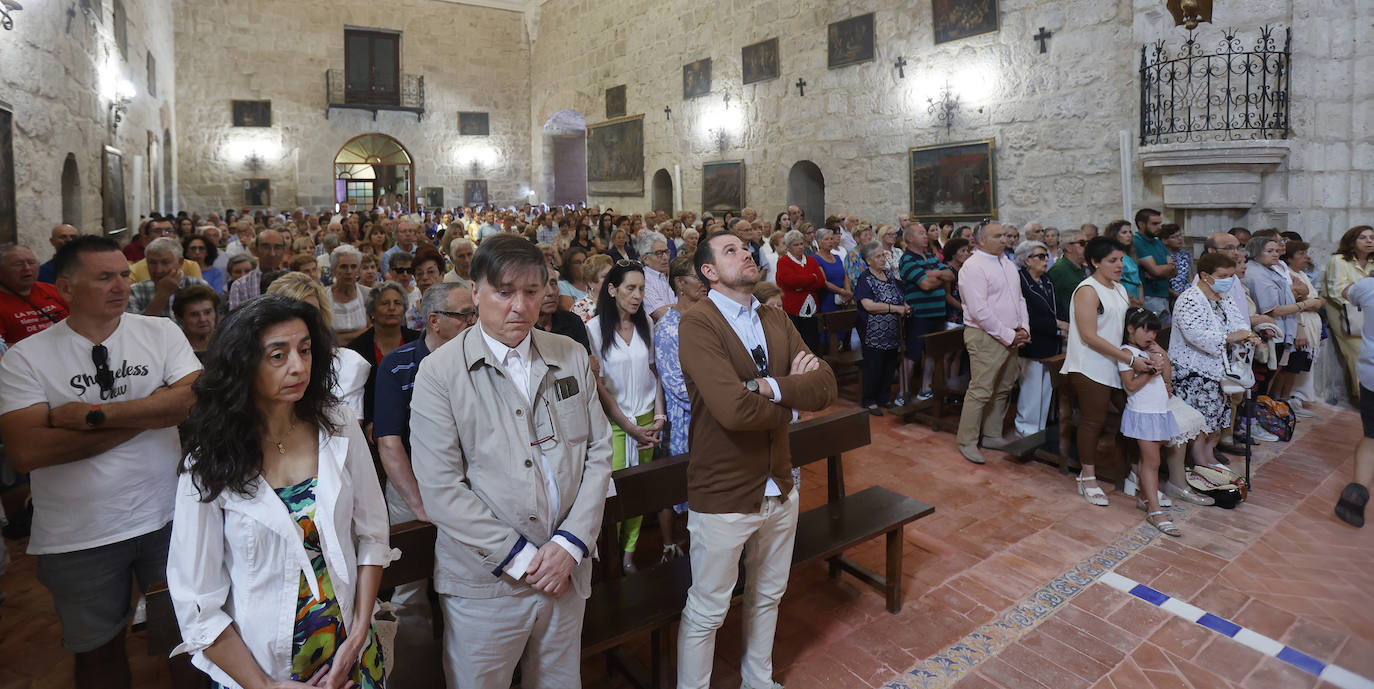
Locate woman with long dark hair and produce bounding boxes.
[169,295,393,689]
[586,262,665,573]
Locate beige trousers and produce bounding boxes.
[956,326,1019,447]
[439,587,585,689]
[677,489,800,689]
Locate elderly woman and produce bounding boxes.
[169,296,393,689]
[327,244,370,345]
[775,228,826,352]
[653,256,706,541]
[346,281,420,434]
[1244,236,1322,402]
[225,254,256,294]
[1323,225,1374,399]
[1013,240,1065,436]
[1283,241,1326,417]
[877,224,902,271]
[761,230,784,284]
[573,253,614,322]
[853,241,910,414]
[607,228,638,263]
[844,226,874,288]
[266,272,372,422]
[814,228,852,316]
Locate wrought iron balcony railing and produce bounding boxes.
[325,69,425,121]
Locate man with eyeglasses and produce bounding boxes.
[373,282,476,687]
[127,218,202,283]
[382,220,420,274]
[0,243,70,344]
[226,228,288,310]
[0,235,201,689]
[641,230,676,321]
[1048,229,1090,320]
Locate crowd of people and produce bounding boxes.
[0,197,1369,689]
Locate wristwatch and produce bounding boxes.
[85,405,106,428]
[744,379,761,394]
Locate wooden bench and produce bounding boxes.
[819,309,863,398]
[898,326,966,431]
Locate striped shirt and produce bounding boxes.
[898,249,948,318]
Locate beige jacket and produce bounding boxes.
[410,326,613,599]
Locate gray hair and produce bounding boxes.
[859,240,887,264]
[448,237,475,256]
[330,243,362,272]
[1014,240,1049,268]
[816,228,836,242]
[638,231,667,255]
[1246,235,1280,260]
[227,254,256,273]
[322,233,341,252]
[145,236,183,261]
[418,282,467,322]
[366,280,409,317]
[683,228,699,242]
[783,229,805,247]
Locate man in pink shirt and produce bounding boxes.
[956,222,1030,464]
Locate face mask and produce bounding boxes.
[1210,276,1235,293]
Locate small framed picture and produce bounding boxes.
[683,58,712,100]
[243,178,271,208]
[459,111,490,136]
[232,100,272,127]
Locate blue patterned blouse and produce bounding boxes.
[653,307,691,455]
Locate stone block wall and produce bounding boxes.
[0,0,177,255]
[172,0,532,213]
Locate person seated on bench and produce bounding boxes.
[169,295,395,689]
[409,236,613,689]
[677,231,837,689]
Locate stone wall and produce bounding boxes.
[529,0,1139,228]
[0,0,177,255]
[172,0,532,213]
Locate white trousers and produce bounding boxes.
[439,588,585,689]
[677,489,800,689]
[1014,359,1053,436]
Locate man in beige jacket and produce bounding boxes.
[410,235,614,689]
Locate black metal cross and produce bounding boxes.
[664,106,672,120]
[1034,27,1053,54]
[795,78,807,96]
[894,56,908,78]
[723,93,731,108]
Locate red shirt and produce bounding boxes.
[0,282,69,344]
[122,238,146,262]
[775,253,826,316]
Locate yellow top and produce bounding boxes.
[1321,254,1370,307]
[128,258,203,283]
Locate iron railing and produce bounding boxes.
[325,69,425,120]
[1139,25,1290,146]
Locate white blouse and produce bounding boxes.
[1061,277,1129,388]
[329,284,370,334]
[586,316,657,420]
[167,408,398,689]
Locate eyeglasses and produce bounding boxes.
[392,266,413,274]
[615,258,642,268]
[434,309,478,323]
[1029,253,1048,260]
[91,345,115,395]
[649,249,670,258]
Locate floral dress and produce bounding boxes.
[210,477,387,689]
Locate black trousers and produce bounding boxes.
[861,345,901,405]
[789,313,820,354]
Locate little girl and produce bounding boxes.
[1118,308,1183,537]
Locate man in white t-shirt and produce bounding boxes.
[0,235,202,689]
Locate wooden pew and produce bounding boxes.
[818,309,862,398]
[899,326,966,432]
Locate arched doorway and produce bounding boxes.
[61,153,82,228]
[543,109,586,205]
[787,161,825,229]
[334,133,414,211]
[651,169,674,216]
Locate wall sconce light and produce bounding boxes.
[0,0,23,31]
[1167,0,1212,30]
[108,79,136,133]
[927,83,960,134]
[244,152,264,172]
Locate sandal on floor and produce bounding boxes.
[1335,483,1368,528]
[1147,510,1182,537]
[1076,476,1110,507]
[1124,471,1172,507]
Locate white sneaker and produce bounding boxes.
[1289,399,1315,418]
[1249,426,1280,442]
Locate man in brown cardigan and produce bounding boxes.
[677,231,838,689]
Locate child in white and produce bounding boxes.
[1117,308,1182,537]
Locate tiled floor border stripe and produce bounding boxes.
[1098,570,1374,689]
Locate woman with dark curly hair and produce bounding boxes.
[168,295,395,689]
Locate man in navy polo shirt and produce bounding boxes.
[1133,207,1176,320]
[898,222,955,402]
[373,281,476,687]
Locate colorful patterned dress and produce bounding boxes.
[214,477,386,688]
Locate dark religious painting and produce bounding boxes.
[587,115,644,197]
[932,0,1000,45]
[0,108,14,244]
[702,160,745,215]
[828,13,876,69]
[464,179,489,206]
[232,100,271,127]
[605,85,627,119]
[683,58,711,100]
[102,146,128,235]
[243,179,271,208]
[909,139,997,222]
[742,38,780,85]
[459,111,490,136]
[421,186,444,209]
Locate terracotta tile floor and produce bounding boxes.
[1,400,1370,689]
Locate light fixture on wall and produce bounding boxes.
[1167,0,1212,30]
[244,152,264,172]
[927,83,960,134]
[0,0,23,31]
[108,78,136,133]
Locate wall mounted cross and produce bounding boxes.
[795,78,807,96]
[894,56,908,78]
[1034,27,1053,54]
[664,105,672,120]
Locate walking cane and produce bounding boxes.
[891,313,913,416]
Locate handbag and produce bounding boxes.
[1254,395,1295,442]
[1342,302,1364,336]
[1187,465,1248,509]
[1221,342,1255,395]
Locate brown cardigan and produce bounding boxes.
[678,295,837,514]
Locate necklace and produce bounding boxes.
[268,419,297,455]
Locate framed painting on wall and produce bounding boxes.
[909,139,997,222]
[605,85,627,119]
[102,146,128,236]
[702,160,745,215]
[586,115,644,197]
[459,112,490,136]
[464,179,488,206]
[932,0,1000,45]
[742,38,779,85]
[231,100,272,127]
[243,179,271,207]
[420,186,444,209]
[683,58,711,99]
[828,13,876,69]
[0,106,14,244]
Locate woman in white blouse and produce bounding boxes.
[587,262,666,574]
[169,295,395,689]
[327,244,370,346]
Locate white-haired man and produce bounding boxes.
[127,237,209,319]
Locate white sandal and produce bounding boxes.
[1076,476,1110,506]
[1124,471,1173,507]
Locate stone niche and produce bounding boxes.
[1139,140,1290,209]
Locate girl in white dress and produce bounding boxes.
[1117,308,1182,537]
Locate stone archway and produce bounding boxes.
[543,109,586,205]
[61,153,82,228]
[787,160,825,228]
[651,168,673,216]
[334,133,414,211]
